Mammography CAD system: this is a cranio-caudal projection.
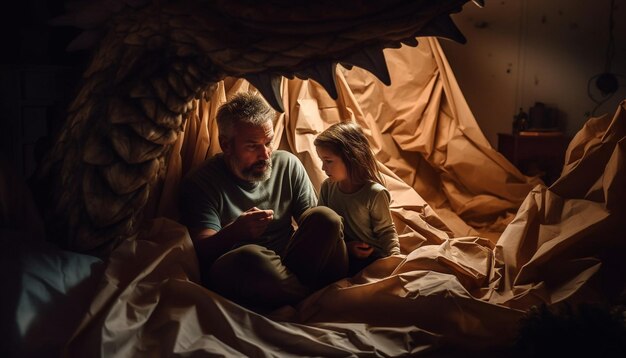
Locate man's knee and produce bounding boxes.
[300,206,343,234]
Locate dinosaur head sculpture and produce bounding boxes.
[39,0,481,255]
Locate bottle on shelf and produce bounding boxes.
[512,107,528,134]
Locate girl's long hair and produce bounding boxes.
[314,121,385,187]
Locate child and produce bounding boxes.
[314,121,400,275]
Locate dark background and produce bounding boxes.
[0,0,88,179]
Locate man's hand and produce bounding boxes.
[347,241,374,259]
[188,207,273,266]
[232,207,274,239]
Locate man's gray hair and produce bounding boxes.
[216,92,276,140]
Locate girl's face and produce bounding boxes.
[316,146,349,184]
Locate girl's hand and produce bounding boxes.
[347,241,374,259]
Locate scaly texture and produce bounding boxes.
[39,0,473,255]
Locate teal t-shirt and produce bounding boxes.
[181,150,317,254]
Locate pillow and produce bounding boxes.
[2,244,104,357]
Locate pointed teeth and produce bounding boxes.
[401,37,419,47]
[472,0,485,8]
[342,47,391,86]
[244,73,284,113]
[296,62,339,99]
[416,15,466,44]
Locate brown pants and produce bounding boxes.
[208,206,348,311]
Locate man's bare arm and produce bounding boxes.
[188,227,233,265]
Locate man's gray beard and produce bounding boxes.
[232,157,272,182]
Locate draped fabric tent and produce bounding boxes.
[150,38,540,239]
[7,38,626,356]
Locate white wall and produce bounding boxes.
[441,0,626,147]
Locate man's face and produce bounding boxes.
[222,120,274,182]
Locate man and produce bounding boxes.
[180,92,348,310]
